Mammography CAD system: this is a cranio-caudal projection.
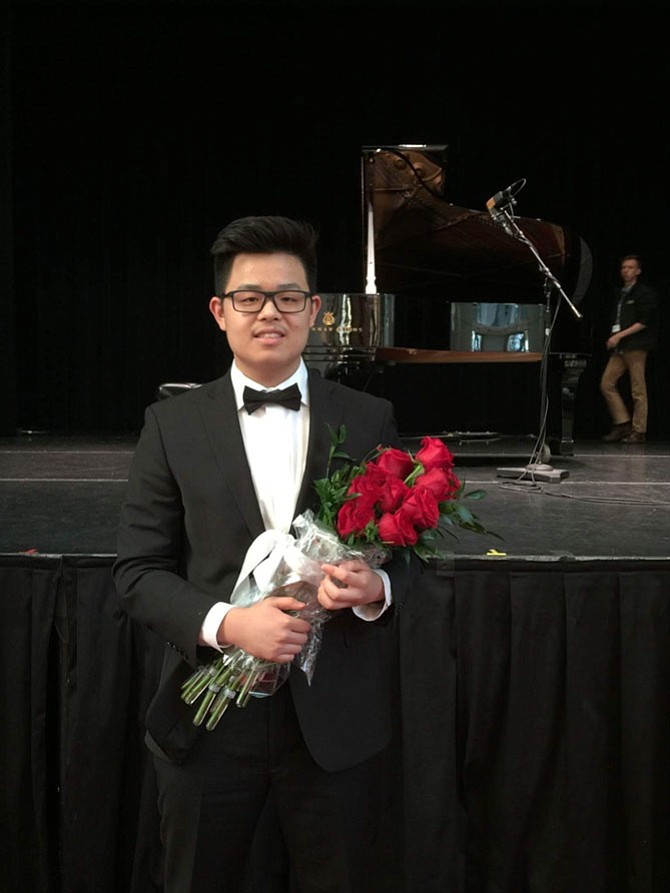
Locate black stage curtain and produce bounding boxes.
[2,555,670,893]
[1,556,59,890]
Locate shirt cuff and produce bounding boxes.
[352,568,392,621]
[198,601,233,651]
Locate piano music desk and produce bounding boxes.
[375,348,543,364]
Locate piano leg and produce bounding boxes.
[547,353,587,456]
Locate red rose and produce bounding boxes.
[400,487,440,531]
[377,475,410,513]
[443,469,461,500]
[377,509,419,546]
[348,464,387,496]
[373,447,416,480]
[349,464,409,514]
[336,494,377,538]
[413,467,460,502]
[415,436,455,472]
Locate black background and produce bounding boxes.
[3,1,669,438]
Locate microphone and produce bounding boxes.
[485,179,525,236]
[486,201,514,236]
[487,179,525,210]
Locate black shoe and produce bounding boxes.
[602,423,632,442]
[621,431,646,444]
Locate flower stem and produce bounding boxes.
[204,687,235,730]
[236,666,263,707]
[192,686,220,727]
[182,661,222,704]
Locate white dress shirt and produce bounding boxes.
[199,359,391,650]
[235,362,310,534]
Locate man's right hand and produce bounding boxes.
[217,596,311,663]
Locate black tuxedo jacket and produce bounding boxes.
[113,369,415,771]
[610,280,659,352]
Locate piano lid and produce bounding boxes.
[362,145,592,306]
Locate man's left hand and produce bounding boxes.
[317,560,384,610]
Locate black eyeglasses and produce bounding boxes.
[221,290,313,314]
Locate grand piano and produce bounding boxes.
[305,144,592,456]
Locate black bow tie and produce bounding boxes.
[242,383,302,414]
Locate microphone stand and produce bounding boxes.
[492,198,580,483]
[495,201,582,321]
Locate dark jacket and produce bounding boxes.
[112,368,415,770]
[611,280,659,352]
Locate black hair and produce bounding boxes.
[210,215,319,295]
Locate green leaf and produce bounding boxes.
[463,489,487,501]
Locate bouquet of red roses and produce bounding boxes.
[314,425,494,563]
[181,426,494,730]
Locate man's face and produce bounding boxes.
[620,259,640,285]
[209,252,321,387]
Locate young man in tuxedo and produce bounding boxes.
[113,215,415,893]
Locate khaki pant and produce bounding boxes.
[599,349,649,434]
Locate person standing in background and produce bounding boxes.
[600,254,659,444]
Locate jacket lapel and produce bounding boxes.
[295,370,346,517]
[196,373,266,539]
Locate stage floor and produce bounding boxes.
[1,432,669,559]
